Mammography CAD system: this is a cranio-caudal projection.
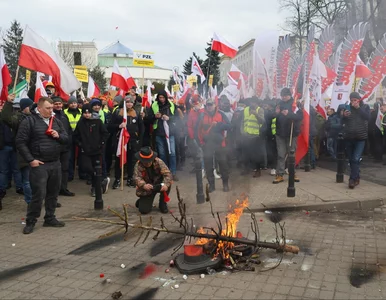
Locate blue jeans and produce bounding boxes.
[155,135,176,174]
[327,137,337,159]
[345,139,365,180]
[20,166,32,204]
[0,146,22,191]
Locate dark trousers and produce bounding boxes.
[242,136,264,171]
[266,136,277,169]
[105,135,114,174]
[114,142,139,180]
[346,139,366,180]
[176,135,186,169]
[80,154,103,187]
[138,187,170,214]
[68,143,76,180]
[27,161,61,224]
[203,143,229,185]
[60,151,70,191]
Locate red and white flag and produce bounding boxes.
[87,76,100,98]
[309,53,328,118]
[355,55,372,78]
[212,32,238,58]
[191,56,205,83]
[295,79,310,165]
[122,67,136,89]
[0,47,12,106]
[18,26,81,100]
[110,60,129,91]
[116,98,130,167]
[142,79,153,109]
[34,72,48,103]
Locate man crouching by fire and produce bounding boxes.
[133,146,172,214]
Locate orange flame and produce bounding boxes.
[195,198,249,258]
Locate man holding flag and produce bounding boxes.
[273,88,303,184]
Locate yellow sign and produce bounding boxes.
[74,68,88,83]
[208,75,214,87]
[187,75,197,85]
[172,84,180,92]
[74,65,87,70]
[133,51,155,67]
[26,70,31,83]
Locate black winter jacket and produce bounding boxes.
[109,107,144,149]
[54,109,72,152]
[73,117,109,156]
[15,107,69,163]
[275,99,303,138]
[342,102,370,140]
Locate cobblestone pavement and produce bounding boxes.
[1,166,386,299]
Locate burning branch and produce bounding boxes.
[72,187,299,256]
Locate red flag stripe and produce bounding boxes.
[212,40,237,58]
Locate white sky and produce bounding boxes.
[0,0,289,69]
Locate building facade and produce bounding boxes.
[57,41,98,69]
[98,41,172,89]
[218,39,255,85]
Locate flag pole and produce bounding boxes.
[142,68,145,97]
[205,43,213,96]
[13,66,20,93]
[120,136,124,191]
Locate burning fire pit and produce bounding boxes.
[174,245,222,274]
[175,199,263,273]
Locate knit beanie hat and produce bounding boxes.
[20,98,34,111]
[82,104,92,114]
[68,96,77,105]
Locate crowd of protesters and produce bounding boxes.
[0,80,385,233]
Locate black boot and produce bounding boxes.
[112,179,121,189]
[208,180,215,193]
[223,179,230,192]
[159,200,168,214]
[23,221,35,234]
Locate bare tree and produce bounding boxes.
[57,40,97,69]
[279,0,318,56]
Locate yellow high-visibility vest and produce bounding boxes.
[64,108,81,131]
[243,107,261,135]
[152,101,175,129]
[271,118,276,135]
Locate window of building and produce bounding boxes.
[73,52,82,66]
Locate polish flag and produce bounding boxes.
[87,76,100,98]
[191,56,205,83]
[122,67,136,89]
[295,79,310,165]
[0,47,12,105]
[116,98,130,167]
[110,60,129,91]
[355,55,372,78]
[34,72,48,103]
[142,80,153,109]
[18,26,81,100]
[212,32,238,58]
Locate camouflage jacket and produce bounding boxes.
[133,157,172,196]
